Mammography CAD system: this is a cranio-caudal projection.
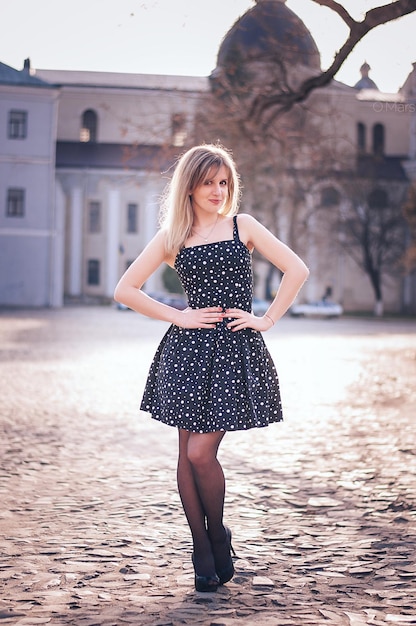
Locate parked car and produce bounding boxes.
[290,300,343,319]
[149,292,188,310]
[119,294,273,315]
[117,292,188,311]
[252,298,272,316]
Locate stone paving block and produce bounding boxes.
[1,308,416,625]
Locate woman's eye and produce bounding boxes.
[203,179,227,186]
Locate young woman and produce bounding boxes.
[114,144,309,592]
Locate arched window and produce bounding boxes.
[80,109,98,142]
[372,123,384,156]
[321,187,340,207]
[368,188,388,209]
[357,122,366,153]
[171,113,187,147]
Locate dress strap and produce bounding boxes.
[232,215,240,242]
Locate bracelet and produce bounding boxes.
[264,314,275,326]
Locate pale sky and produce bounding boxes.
[1,0,415,93]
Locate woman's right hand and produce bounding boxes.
[175,306,224,329]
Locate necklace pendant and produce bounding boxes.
[192,214,219,243]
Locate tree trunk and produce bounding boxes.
[374,299,384,316]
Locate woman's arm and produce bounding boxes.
[226,214,309,331]
[114,231,223,329]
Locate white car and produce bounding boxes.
[252,298,272,316]
[290,300,343,319]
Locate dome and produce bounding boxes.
[354,61,378,91]
[215,0,321,74]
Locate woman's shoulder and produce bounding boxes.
[234,213,260,252]
[148,227,168,248]
[143,228,176,265]
[155,228,179,267]
[236,213,258,224]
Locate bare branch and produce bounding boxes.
[311,0,356,29]
[250,0,416,126]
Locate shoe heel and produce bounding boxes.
[217,526,236,585]
[225,526,236,556]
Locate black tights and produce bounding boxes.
[177,429,229,576]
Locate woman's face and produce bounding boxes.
[190,165,229,216]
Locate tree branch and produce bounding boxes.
[250,0,416,126]
[311,0,356,29]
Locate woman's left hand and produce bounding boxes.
[225,308,274,332]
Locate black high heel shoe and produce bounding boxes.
[215,526,236,585]
[191,554,220,592]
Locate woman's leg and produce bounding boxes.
[186,431,226,540]
[177,429,226,576]
[187,431,233,576]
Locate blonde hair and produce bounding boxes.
[160,144,241,255]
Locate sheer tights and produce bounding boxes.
[177,429,230,577]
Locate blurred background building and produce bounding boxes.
[1,0,415,313]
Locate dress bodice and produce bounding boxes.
[174,216,253,312]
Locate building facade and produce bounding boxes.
[0,60,61,306]
[1,0,415,312]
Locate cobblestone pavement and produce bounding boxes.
[1,306,416,626]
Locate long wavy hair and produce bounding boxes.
[160,144,241,255]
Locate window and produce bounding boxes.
[80,109,98,142]
[88,201,101,233]
[127,203,138,233]
[357,122,366,153]
[321,187,340,207]
[373,123,385,156]
[87,259,100,285]
[6,188,25,217]
[8,110,27,139]
[171,113,187,147]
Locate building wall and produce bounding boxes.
[49,77,205,303]
[55,87,199,145]
[0,84,62,307]
[1,61,415,312]
[355,97,412,156]
[290,86,411,313]
[57,169,165,301]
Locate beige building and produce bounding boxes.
[1,0,415,313]
[43,70,207,301]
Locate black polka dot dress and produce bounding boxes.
[140,216,283,433]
